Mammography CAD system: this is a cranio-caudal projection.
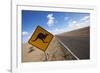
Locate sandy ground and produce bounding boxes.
[22,37,76,62]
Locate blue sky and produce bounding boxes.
[22,10,90,43]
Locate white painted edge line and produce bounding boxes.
[57,38,80,60]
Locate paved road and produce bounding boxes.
[56,36,90,59]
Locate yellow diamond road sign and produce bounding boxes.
[28,26,54,51]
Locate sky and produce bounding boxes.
[22,10,90,43]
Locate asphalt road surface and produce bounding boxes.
[56,36,90,59]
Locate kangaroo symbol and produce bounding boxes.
[33,33,49,43]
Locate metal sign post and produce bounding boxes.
[44,52,48,61]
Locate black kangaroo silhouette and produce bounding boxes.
[33,33,49,43]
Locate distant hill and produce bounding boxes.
[56,27,90,37]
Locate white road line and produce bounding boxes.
[57,38,80,60]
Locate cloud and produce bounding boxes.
[49,15,90,35]
[22,31,28,36]
[72,21,77,24]
[47,16,90,35]
[22,32,32,43]
[80,16,90,21]
[47,13,55,26]
[49,28,66,35]
[66,15,90,31]
[64,17,69,21]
